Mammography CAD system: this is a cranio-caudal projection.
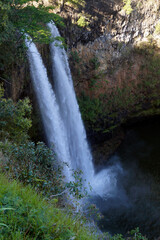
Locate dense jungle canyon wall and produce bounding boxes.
[1,0,160,154]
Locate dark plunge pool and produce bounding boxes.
[93,118,160,239]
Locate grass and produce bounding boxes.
[0,174,97,240]
[0,174,148,240]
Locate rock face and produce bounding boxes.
[56,0,159,46]
[34,0,160,145]
[7,0,160,101]
[4,0,160,146]
[58,0,160,138]
[58,0,119,46]
[66,0,160,72]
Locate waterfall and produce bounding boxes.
[47,22,123,198]
[48,22,94,183]
[25,37,72,181]
[26,24,123,199]
[25,33,160,238]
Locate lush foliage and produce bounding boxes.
[78,93,105,132]
[0,83,32,142]
[0,140,64,197]
[0,93,99,238]
[0,88,106,239]
[77,15,90,27]
[0,174,99,240]
[154,22,160,35]
[0,97,32,143]
[78,86,137,134]
[0,0,63,42]
[0,173,148,239]
[0,85,88,199]
[0,0,64,72]
[107,228,148,240]
[123,0,133,15]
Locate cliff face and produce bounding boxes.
[65,0,160,85]
[5,0,160,143]
[8,0,160,99]
[55,0,159,45]
[58,0,160,138]
[57,0,119,46]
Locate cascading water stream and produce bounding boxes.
[48,22,122,197]
[26,24,123,199]
[25,26,160,239]
[48,22,94,183]
[25,37,72,181]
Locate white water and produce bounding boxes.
[25,37,72,181]
[26,24,124,199]
[47,22,124,198]
[25,26,160,239]
[48,22,94,183]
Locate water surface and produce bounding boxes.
[94,118,160,239]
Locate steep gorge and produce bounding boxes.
[2,0,160,155]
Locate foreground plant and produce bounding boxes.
[0,174,99,240]
[0,0,64,74]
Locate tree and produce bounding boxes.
[0,0,64,42]
[0,85,32,142]
[0,0,64,71]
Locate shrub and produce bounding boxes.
[77,15,90,27]
[123,0,133,15]
[154,22,160,35]
[0,140,64,198]
[89,57,100,70]
[0,95,32,143]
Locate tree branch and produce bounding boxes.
[50,189,68,198]
[0,76,12,85]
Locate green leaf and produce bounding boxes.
[0,223,9,228]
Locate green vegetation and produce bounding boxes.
[0,84,90,200]
[0,84,98,238]
[0,174,98,240]
[0,85,62,196]
[0,0,64,75]
[0,141,63,197]
[154,22,160,35]
[77,12,92,28]
[78,94,105,131]
[0,96,32,143]
[78,41,160,135]
[70,50,81,63]
[0,173,148,239]
[0,0,157,238]
[89,57,100,70]
[0,84,149,239]
[77,15,90,27]
[123,0,133,15]
[0,0,63,43]
[78,90,128,134]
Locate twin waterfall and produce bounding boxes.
[26,22,119,197]
[48,23,94,181]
